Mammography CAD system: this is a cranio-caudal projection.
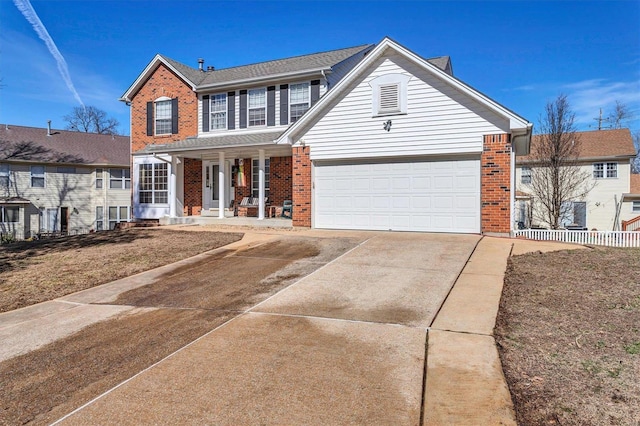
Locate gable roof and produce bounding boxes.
[0,124,130,166]
[275,37,532,154]
[197,45,374,89]
[519,129,636,163]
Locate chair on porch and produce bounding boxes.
[281,200,293,219]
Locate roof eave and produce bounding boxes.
[120,55,198,103]
[276,37,533,146]
[196,67,333,91]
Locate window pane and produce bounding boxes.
[248,108,265,126]
[119,206,128,220]
[248,89,265,108]
[32,177,45,188]
[290,83,309,104]
[211,94,226,112]
[4,207,19,222]
[139,164,153,191]
[290,103,308,123]
[211,112,226,130]
[606,163,617,178]
[593,163,604,178]
[155,100,172,135]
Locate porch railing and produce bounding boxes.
[513,229,640,248]
[622,215,640,232]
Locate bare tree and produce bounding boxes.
[608,100,632,129]
[633,130,640,174]
[63,106,120,135]
[528,94,595,229]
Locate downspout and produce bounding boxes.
[510,123,533,235]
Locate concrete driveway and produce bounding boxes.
[1,230,481,425]
[51,231,479,425]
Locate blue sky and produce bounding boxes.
[1,0,639,137]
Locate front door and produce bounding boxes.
[204,161,235,210]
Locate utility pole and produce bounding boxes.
[593,108,611,130]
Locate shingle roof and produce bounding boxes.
[0,124,130,166]
[196,45,374,87]
[630,174,640,194]
[138,131,284,154]
[519,129,636,162]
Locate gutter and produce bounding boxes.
[511,123,533,156]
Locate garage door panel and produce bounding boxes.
[314,158,480,233]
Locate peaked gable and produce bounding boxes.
[277,37,532,155]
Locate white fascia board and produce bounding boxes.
[277,37,533,146]
[196,67,331,92]
[119,55,197,103]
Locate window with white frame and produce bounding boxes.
[139,163,168,204]
[210,94,227,130]
[593,162,617,179]
[95,206,104,231]
[521,166,532,184]
[155,98,172,135]
[369,73,410,116]
[251,158,270,198]
[633,201,640,212]
[0,164,9,188]
[289,82,310,123]
[0,206,19,223]
[108,205,130,230]
[31,165,45,188]
[248,88,266,126]
[96,168,103,189]
[109,168,131,189]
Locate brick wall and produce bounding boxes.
[269,156,292,206]
[292,146,311,227]
[481,133,512,234]
[183,158,202,216]
[130,63,198,153]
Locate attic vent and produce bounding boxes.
[378,84,400,113]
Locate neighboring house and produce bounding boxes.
[621,173,640,230]
[121,37,532,235]
[0,124,131,239]
[515,128,638,230]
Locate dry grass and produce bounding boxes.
[0,228,243,313]
[496,247,640,426]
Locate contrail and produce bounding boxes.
[13,0,84,108]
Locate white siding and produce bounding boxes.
[301,53,509,161]
[515,161,633,231]
[0,163,130,237]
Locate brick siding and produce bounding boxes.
[233,156,292,217]
[130,64,198,153]
[183,158,202,216]
[292,146,312,227]
[481,133,512,234]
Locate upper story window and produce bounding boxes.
[248,88,266,127]
[593,162,617,179]
[633,201,640,212]
[0,163,9,188]
[521,166,532,184]
[109,168,131,189]
[369,73,411,116]
[96,168,103,189]
[31,165,45,188]
[289,83,310,123]
[210,94,227,130]
[139,163,168,204]
[251,158,270,198]
[155,98,172,135]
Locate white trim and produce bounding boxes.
[120,55,197,103]
[197,68,331,91]
[248,87,267,128]
[209,93,228,131]
[276,37,532,146]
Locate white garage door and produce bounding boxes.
[314,157,480,233]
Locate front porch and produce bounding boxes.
[159,213,292,228]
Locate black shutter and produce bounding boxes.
[239,90,247,129]
[267,86,275,127]
[146,102,153,136]
[279,84,288,125]
[171,98,179,134]
[311,80,320,106]
[227,91,235,130]
[202,95,209,132]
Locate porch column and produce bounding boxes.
[258,149,265,220]
[170,155,177,217]
[218,151,225,218]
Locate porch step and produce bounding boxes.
[200,209,234,218]
[158,216,292,228]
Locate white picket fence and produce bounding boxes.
[513,229,640,248]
